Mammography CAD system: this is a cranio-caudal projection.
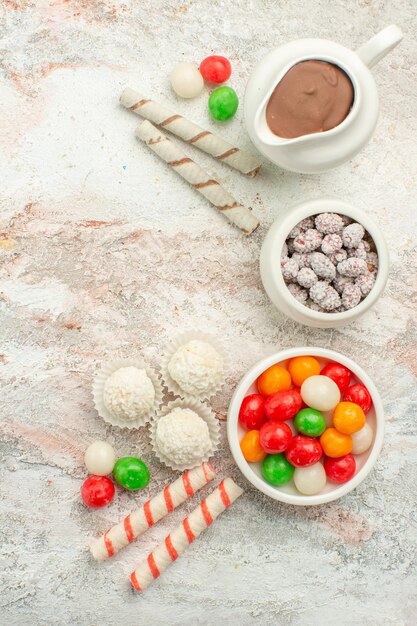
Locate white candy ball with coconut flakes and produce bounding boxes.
[103,366,155,422]
[155,407,212,468]
[168,339,223,396]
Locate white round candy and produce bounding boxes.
[170,63,204,98]
[294,463,326,495]
[84,441,116,476]
[301,375,341,412]
[351,422,373,454]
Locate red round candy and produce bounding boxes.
[264,389,303,421]
[321,362,351,393]
[81,475,115,508]
[239,394,267,430]
[292,387,308,409]
[324,454,356,483]
[285,435,322,467]
[200,55,232,84]
[343,383,372,414]
[259,421,293,454]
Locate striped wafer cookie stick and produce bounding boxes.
[90,462,215,561]
[120,87,261,177]
[130,477,243,592]
[136,120,259,235]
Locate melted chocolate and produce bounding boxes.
[266,60,354,139]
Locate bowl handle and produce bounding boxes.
[356,25,403,69]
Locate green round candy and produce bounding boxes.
[294,408,326,437]
[113,457,150,491]
[261,454,294,486]
[208,86,239,121]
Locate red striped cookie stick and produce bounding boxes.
[90,462,216,561]
[136,120,259,235]
[120,87,261,178]
[130,477,243,592]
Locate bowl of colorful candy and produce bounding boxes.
[227,347,384,505]
[260,198,389,328]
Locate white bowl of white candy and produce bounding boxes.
[260,198,389,328]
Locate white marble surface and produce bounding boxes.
[1,1,416,625]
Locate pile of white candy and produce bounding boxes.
[281,213,378,312]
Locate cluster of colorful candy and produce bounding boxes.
[281,213,379,312]
[239,356,373,495]
[170,55,239,121]
[81,441,150,508]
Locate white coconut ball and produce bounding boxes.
[103,366,155,422]
[155,408,212,468]
[168,340,223,396]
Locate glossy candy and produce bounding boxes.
[199,55,232,84]
[320,427,352,458]
[333,401,366,434]
[264,389,303,421]
[288,355,320,387]
[262,453,294,486]
[293,462,326,495]
[285,435,322,467]
[293,387,308,409]
[81,475,115,508]
[324,454,356,483]
[208,86,239,121]
[170,63,204,98]
[301,375,340,412]
[321,362,351,393]
[84,441,116,476]
[240,430,266,463]
[113,457,150,491]
[351,422,373,454]
[257,364,292,396]
[259,421,292,454]
[294,408,326,437]
[239,394,267,430]
[343,383,372,414]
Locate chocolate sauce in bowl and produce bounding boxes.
[266,60,354,139]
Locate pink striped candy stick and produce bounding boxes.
[90,462,215,561]
[130,477,244,592]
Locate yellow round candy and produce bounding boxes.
[333,402,366,435]
[240,430,267,463]
[320,427,352,458]
[257,364,291,396]
[288,356,320,387]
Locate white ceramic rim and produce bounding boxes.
[227,347,385,505]
[256,54,360,146]
[272,198,389,323]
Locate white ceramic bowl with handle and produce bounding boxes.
[227,347,384,506]
[260,198,389,328]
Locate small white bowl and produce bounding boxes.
[227,347,384,506]
[260,198,389,328]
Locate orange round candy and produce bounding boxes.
[240,430,267,463]
[320,427,352,458]
[288,356,320,387]
[257,364,292,396]
[333,401,366,435]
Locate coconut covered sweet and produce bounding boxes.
[167,340,223,397]
[155,407,212,467]
[103,366,155,422]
